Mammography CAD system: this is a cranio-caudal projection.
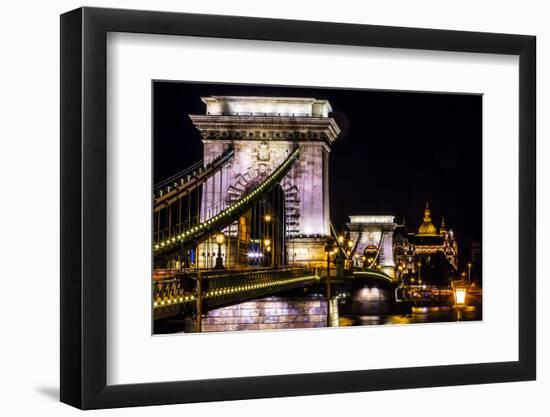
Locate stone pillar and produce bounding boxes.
[380,232,396,278]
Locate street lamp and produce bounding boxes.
[325,244,335,327]
[264,214,272,222]
[467,262,472,284]
[398,265,404,283]
[263,238,272,266]
[214,233,225,270]
[452,279,469,307]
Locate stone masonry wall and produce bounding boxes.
[201,297,339,332]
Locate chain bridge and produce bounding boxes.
[153,96,396,331]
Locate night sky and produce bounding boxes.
[153,82,482,256]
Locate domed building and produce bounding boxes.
[393,203,458,274]
[417,203,438,236]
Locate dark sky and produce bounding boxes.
[154,81,482,254]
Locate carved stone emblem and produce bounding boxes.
[255,142,271,162]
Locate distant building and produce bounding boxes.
[393,203,458,273]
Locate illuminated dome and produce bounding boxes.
[417,203,438,236]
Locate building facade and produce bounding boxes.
[393,203,458,275]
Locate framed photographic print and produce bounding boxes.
[60,6,536,409]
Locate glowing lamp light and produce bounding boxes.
[454,288,467,305]
[338,235,344,244]
[215,233,225,245]
[264,214,272,222]
[264,238,271,247]
[452,280,469,306]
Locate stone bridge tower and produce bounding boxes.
[189,96,341,267]
[346,215,397,278]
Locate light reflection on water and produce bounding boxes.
[339,306,481,326]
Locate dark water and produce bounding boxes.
[339,305,482,327]
[155,285,482,333]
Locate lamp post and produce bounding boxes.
[264,214,272,266]
[214,233,225,270]
[451,279,469,321]
[325,244,334,327]
[467,262,472,284]
[398,265,404,283]
[264,238,271,267]
[417,261,422,288]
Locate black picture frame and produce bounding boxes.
[60,6,536,409]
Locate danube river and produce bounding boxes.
[339,305,482,327]
[155,284,482,334]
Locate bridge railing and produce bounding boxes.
[153,159,203,193]
[153,266,319,317]
[153,147,234,199]
[208,111,314,117]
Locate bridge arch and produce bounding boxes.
[346,215,397,279]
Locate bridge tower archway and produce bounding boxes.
[346,215,398,279]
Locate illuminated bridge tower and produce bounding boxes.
[347,215,397,279]
[189,96,341,267]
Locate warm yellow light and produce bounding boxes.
[216,233,225,245]
[454,288,467,305]
[264,238,271,247]
[266,246,272,252]
[468,262,472,268]
[338,236,344,244]
[347,240,353,248]
[264,214,272,222]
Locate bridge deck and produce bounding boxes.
[153,267,319,320]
